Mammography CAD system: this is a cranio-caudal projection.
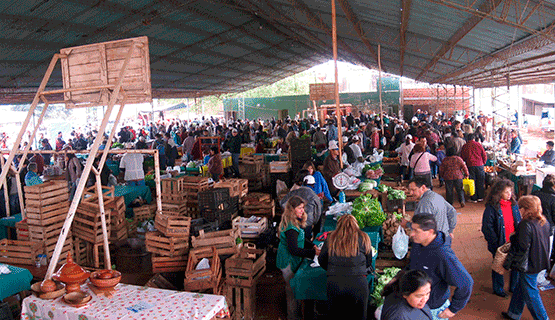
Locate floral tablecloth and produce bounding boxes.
[21,283,230,320]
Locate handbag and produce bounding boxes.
[492,243,511,275]
[503,243,529,273]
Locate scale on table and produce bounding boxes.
[332,172,350,203]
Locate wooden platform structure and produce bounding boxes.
[0,36,156,280]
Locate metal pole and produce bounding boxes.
[332,0,343,169]
[1,156,9,217]
[378,45,384,135]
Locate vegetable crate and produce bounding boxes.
[0,239,44,265]
[15,219,29,240]
[200,197,239,228]
[226,285,256,320]
[232,216,268,240]
[191,228,240,256]
[161,202,188,216]
[183,247,222,294]
[182,176,215,196]
[242,193,275,219]
[240,154,264,166]
[152,253,188,273]
[145,231,189,257]
[269,161,290,173]
[225,245,266,287]
[375,247,410,272]
[385,199,404,213]
[198,188,230,211]
[146,274,178,290]
[214,179,249,198]
[133,203,157,222]
[154,213,191,238]
[73,236,108,269]
[74,200,112,244]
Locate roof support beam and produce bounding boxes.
[400,0,413,76]
[417,0,503,81]
[285,0,378,71]
[437,17,555,83]
[335,0,380,67]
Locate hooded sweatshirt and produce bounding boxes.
[408,232,473,313]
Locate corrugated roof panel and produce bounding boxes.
[211,44,251,58]
[112,0,153,11]
[148,42,179,56]
[234,36,267,50]
[409,0,470,41]
[71,8,125,27]
[186,53,227,65]
[180,19,228,34]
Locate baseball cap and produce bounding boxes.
[406,134,412,140]
[328,140,339,150]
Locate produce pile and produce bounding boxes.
[382,212,410,246]
[376,184,407,200]
[358,179,378,192]
[351,194,386,228]
[363,163,384,180]
[371,267,401,306]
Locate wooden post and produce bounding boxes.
[331,0,343,169]
[45,43,137,279]
[153,150,162,214]
[95,177,111,269]
[0,156,9,217]
[378,45,384,135]
[17,97,50,173]
[0,54,61,188]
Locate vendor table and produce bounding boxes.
[107,163,120,176]
[21,283,230,320]
[0,264,33,301]
[0,213,22,240]
[240,147,255,157]
[290,211,382,301]
[114,185,152,207]
[498,168,535,197]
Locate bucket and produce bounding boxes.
[113,238,151,274]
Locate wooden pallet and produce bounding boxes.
[183,247,222,293]
[145,231,189,257]
[0,239,44,265]
[191,228,240,256]
[232,217,268,239]
[226,285,256,320]
[225,245,266,288]
[152,254,188,273]
[154,213,191,238]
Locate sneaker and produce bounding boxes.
[494,291,508,298]
[478,199,484,202]
[460,203,465,208]
[470,200,478,203]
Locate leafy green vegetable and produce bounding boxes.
[351,194,387,228]
[370,164,383,171]
[362,164,372,175]
[387,189,406,200]
[393,212,403,221]
[371,267,402,306]
[358,179,377,192]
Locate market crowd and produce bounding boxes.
[1,108,554,320]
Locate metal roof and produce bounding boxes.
[1,0,555,103]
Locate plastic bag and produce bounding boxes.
[463,178,475,196]
[276,180,288,196]
[392,226,409,259]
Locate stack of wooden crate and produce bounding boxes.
[242,193,275,220]
[24,180,72,265]
[239,155,264,191]
[183,246,222,294]
[15,219,29,240]
[191,228,240,257]
[225,245,266,320]
[160,176,213,218]
[146,213,191,273]
[214,179,248,199]
[133,203,157,222]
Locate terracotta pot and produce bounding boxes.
[53,252,90,292]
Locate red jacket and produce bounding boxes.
[460,140,486,167]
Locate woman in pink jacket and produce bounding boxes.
[410,144,437,190]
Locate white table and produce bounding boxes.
[21,283,230,320]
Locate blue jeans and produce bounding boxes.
[469,165,485,201]
[491,252,518,294]
[506,271,549,320]
[126,179,145,187]
[430,299,450,320]
[231,153,240,177]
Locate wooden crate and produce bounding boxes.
[26,207,68,227]
[183,247,222,293]
[161,202,188,216]
[73,236,108,269]
[269,161,290,173]
[226,285,256,320]
[15,219,29,240]
[145,231,189,257]
[240,154,264,166]
[161,176,188,194]
[225,245,266,288]
[146,274,178,290]
[134,203,157,222]
[0,239,44,265]
[191,228,240,256]
[232,216,268,239]
[154,214,191,238]
[160,193,187,204]
[182,176,214,195]
[24,180,67,196]
[152,254,188,273]
[242,195,275,219]
[110,221,128,242]
[59,36,151,108]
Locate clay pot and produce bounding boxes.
[40,279,56,293]
[53,252,90,292]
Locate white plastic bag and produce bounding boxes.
[392,226,409,259]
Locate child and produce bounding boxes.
[202,147,210,165]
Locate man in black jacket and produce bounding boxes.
[539,141,555,166]
[226,128,242,178]
[532,174,555,263]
